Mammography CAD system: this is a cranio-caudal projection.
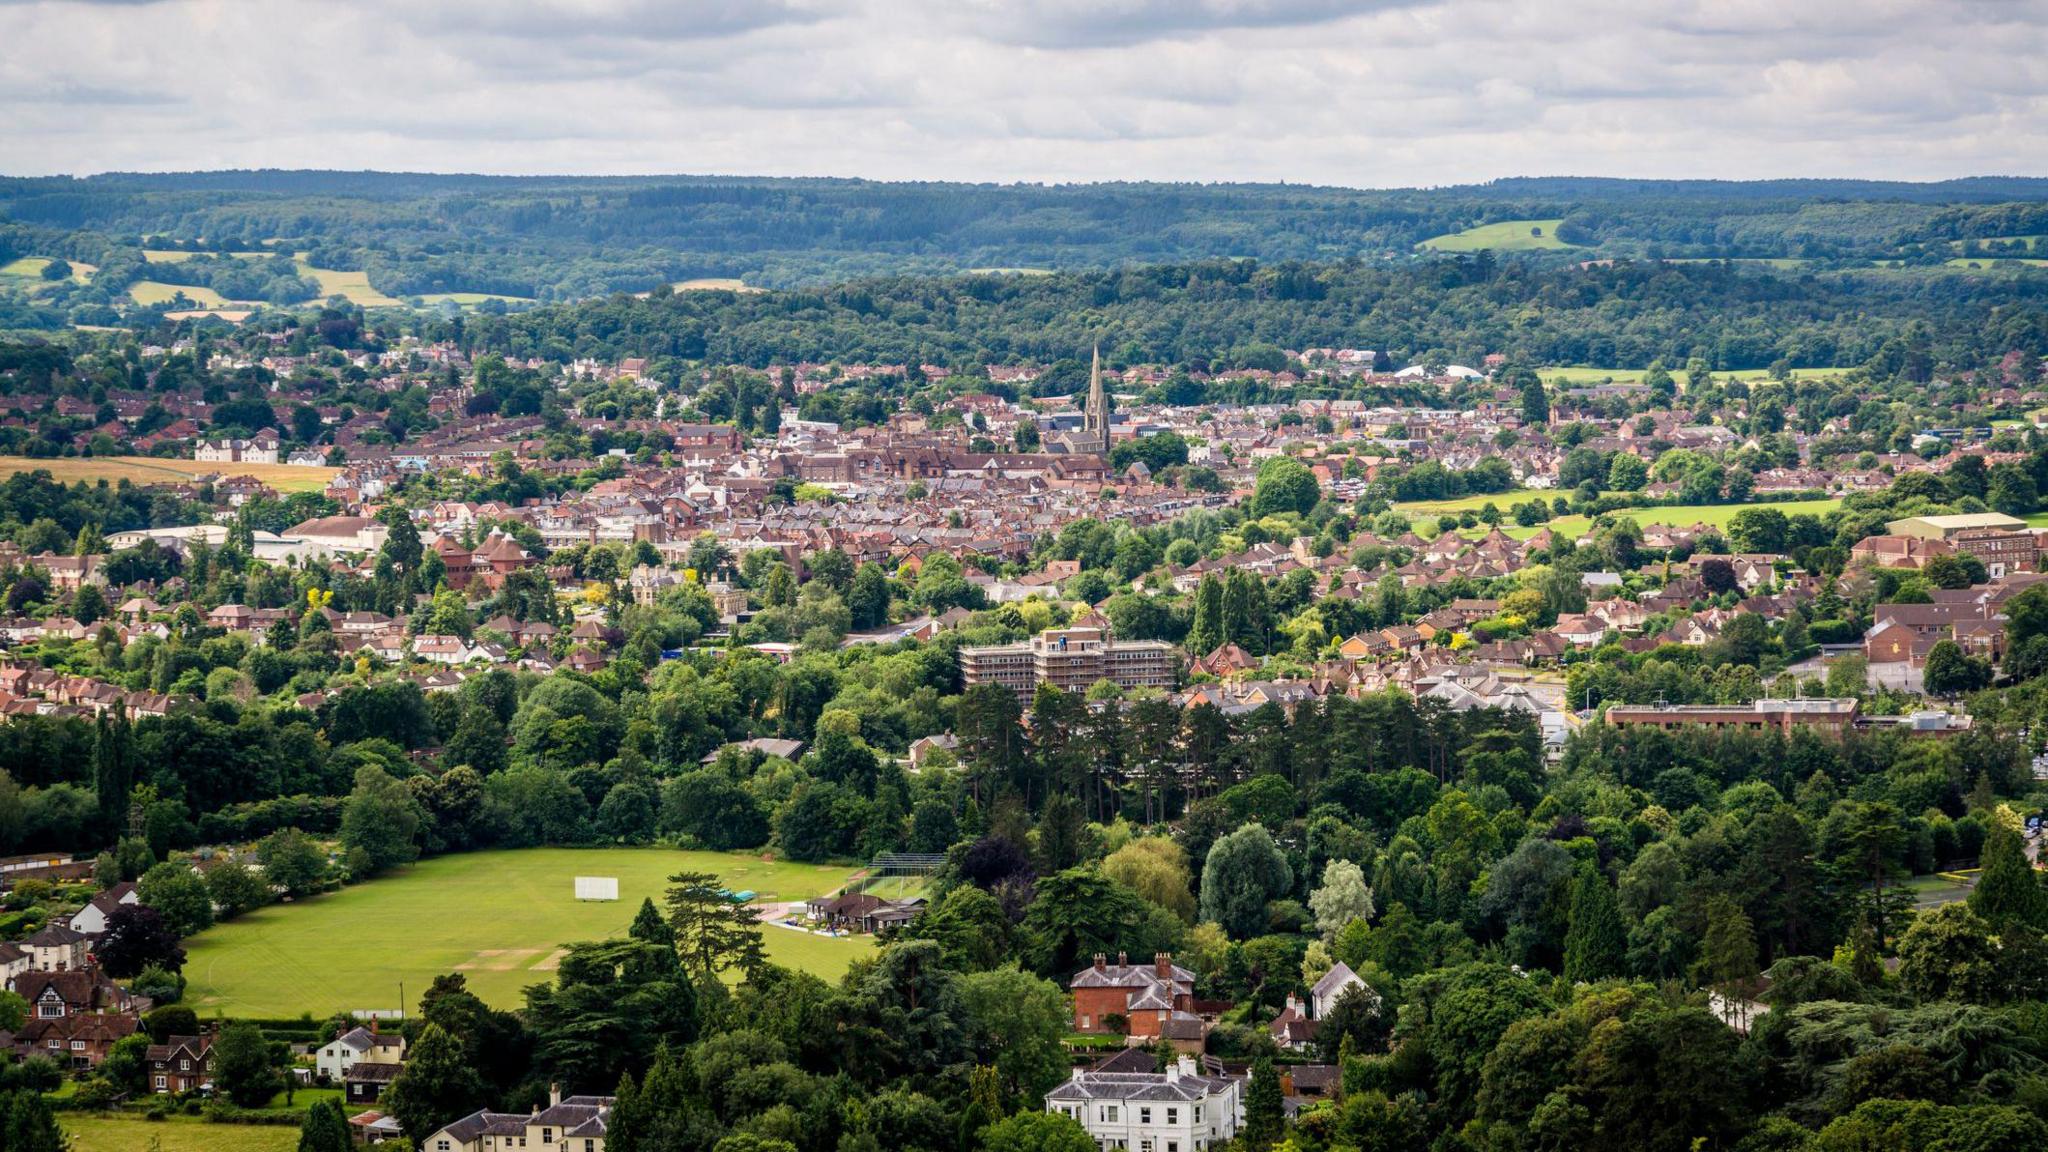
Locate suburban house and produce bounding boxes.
[346,1059,404,1105]
[1269,995,1316,1051]
[67,882,139,937]
[22,923,87,972]
[1069,952,1208,1048]
[420,1091,613,1152]
[147,1033,214,1094]
[1310,962,1368,1019]
[1045,1053,1240,1152]
[316,1023,408,1081]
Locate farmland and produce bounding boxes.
[61,1116,296,1152]
[0,455,337,493]
[1421,219,1573,252]
[181,848,876,1017]
[127,281,235,308]
[294,260,403,307]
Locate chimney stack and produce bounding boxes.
[1155,952,1171,979]
[550,1082,563,1107]
[1093,952,1106,972]
[1117,951,1127,968]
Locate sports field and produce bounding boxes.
[181,847,876,1016]
[62,1116,295,1152]
[1421,219,1573,252]
[0,455,337,493]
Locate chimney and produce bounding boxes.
[1285,994,1300,1014]
[1155,952,1172,980]
[550,1082,562,1107]
[1165,1059,1181,1083]
[369,1017,378,1036]
[1117,951,1128,968]
[1093,952,1106,972]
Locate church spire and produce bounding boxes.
[1086,343,1109,454]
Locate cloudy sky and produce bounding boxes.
[4,0,2046,185]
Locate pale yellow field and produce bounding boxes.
[419,291,535,306]
[128,280,236,308]
[0,455,337,493]
[0,256,96,284]
[674,277,763,293]
[142,249,271,263]
[294,260,403,307]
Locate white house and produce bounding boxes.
[315,1024,407,1082]
[67,883,139,937]
[1310,961,1372,1020]
[1045,1054,1239,1152]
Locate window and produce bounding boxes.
[438,1143,451,1152]
[1168,1143,1179,1152]
[153,1076,166,1090]
[1103,1106,1119,1122]
[38,1003,61,1018]
[542,1130,553,1145]
[70,1041,84,1051]
[180,1059,191,1071]
[1139,1108,1152,1125]
[1166,1109,1177,1125]
[1194,1107,1202,1123]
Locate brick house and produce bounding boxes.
[147,1033,214,1093]
[1069,952,1205,1046]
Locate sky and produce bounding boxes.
[3,0,2046,186]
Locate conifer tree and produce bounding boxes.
[1563,864,1626,983]
[1970,822,2048,930]
[1244,1055,1284,1150]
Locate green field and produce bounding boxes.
[1944,257,2048,270]
[294,260,403,307]
[1422,219,1573,252]
[1539,365,1850,385]
[418,291,535,307]
[62,1115,296,1152]
[1,256,96,286]
[181,848,875,1016]
[1394,494,1843,541]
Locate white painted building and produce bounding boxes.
[1045,1054,1239,1152]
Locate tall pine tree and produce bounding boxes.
[93,705,131,838]
[1563,864,1625,983]
[1188,574,1224,655]
[1244,1055,1284,1149]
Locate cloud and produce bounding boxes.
[0,0,2044,185]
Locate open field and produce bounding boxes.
[181,848,875,1016]
[294,261,403,307]
[142,249,271,263]
[1539,365,1851,385]
[1395,494,1844,541]
[1421,219,1573,252]
[674,277,764,293]
[1944,257,2048,270]
[418,291,535,307]
[0,455,338,493]
[128,280,241,308]
[1,256,96,286]
[62,1116,297,1152]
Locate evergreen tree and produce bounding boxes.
[382,1023,486,1145]
[1563,864,1626,983]
[1244,1055,1284,1149]
[92,706,131,837]
[1969,822,2048,931]
[664,871,768,984]
[297,1098,353,1152]
[3,1091,64,1152]
[1189,574,1224,654]
[1693,895,1761,992]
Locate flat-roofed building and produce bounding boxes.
[960,626,1177,698]
[1605,697,1858,736]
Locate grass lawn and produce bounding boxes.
[0,455,337,493]
[61,1115,298,1152]
[181,848,875,1017]
[294,261,403,307]
[1393,495,1844,541]
[1421,219,1573,252]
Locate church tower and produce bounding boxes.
[1084,344,1110,456]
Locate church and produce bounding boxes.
[1048,345,1113,457]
